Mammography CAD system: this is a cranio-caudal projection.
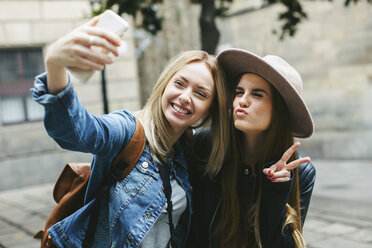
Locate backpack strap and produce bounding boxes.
[114,118,145,179]
[158,161,177,248]
[83,118,145,248]
[108,118,146,182]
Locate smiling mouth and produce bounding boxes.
[172,103,191,114]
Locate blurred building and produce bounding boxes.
[216,0,372,160]
[0,0,371,191]
[136,0,372,161]
[0,0,140,190]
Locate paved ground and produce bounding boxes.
[0,159,371,247]
[303,160,372,248]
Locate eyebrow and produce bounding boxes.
[179,75,213,94]
[252,88,269,95]
[179,76,189,83]
[236,86,269,95]
[197,85,213,95]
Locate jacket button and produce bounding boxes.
[142,161,149,169]
[128,237,135,246]
[145,212,154,220]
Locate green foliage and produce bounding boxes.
[340,0,371,6]
[215,0,370,40]
[91,0,163,35]
[92,0,371,43]
[327,0,371,6]
[277,0,308,40]
[91,4,106,16]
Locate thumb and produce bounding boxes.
[87,15,100,26]
[263,163,278,176]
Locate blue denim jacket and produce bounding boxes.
[31,73,192,248]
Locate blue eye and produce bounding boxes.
[196,91,207,98]
[174,80,183,86]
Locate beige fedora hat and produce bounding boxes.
[217,48,314,138]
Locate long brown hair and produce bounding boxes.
[136,50,229,169]
[219,78,304,247]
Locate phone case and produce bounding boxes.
[69,10,129,82]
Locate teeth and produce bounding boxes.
[173,104,189,114]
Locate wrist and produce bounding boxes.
[45,59,64,73]
[45,59,68,95]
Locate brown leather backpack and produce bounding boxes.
[34,119,145,248]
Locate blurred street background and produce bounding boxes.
[0,0,371,247]
[1,159,371,247]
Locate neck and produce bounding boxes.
[241,132,265,167]
[168,127,186,147]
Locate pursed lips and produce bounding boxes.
[235,108,248,115]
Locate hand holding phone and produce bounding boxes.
[69,10,129,82]
[95,10,129,38]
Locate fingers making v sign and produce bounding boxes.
[262,142,310,183]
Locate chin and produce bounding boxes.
[234,121,246,133]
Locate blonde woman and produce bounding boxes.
[190,49,316,248]
[31,16,229,248]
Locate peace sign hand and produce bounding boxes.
[262,142,310,183]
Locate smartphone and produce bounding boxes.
[69,10,129,82]
[95,10,129,38]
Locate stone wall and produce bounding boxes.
[217,0,372,159]
[136,0,201,105]
[0,0,140,191]
[137,0,372,160]
[0,0,371,191]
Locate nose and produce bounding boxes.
[239,95,250,108]
[179,91,191,105]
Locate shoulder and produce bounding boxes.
[107,110,136,133]
[298,161,316,190]
[192,127,212,150]
[109,109,136,123]
[298,161,316,179]
[99,109,138,156]
[191,127,212,162]
[192,127,212,143]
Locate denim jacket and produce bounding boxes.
[31,73,192,248]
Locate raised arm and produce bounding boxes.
[260,143,315,247]
[31,16,131,158]
[45,16,120,94]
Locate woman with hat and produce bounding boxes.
[189,48,316,247]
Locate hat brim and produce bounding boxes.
[217,48,313,138]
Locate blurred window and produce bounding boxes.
[0,48,45,125]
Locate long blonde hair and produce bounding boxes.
[136,50,229,169]
[219,81,305,248]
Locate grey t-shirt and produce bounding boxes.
[138,175,187,248]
